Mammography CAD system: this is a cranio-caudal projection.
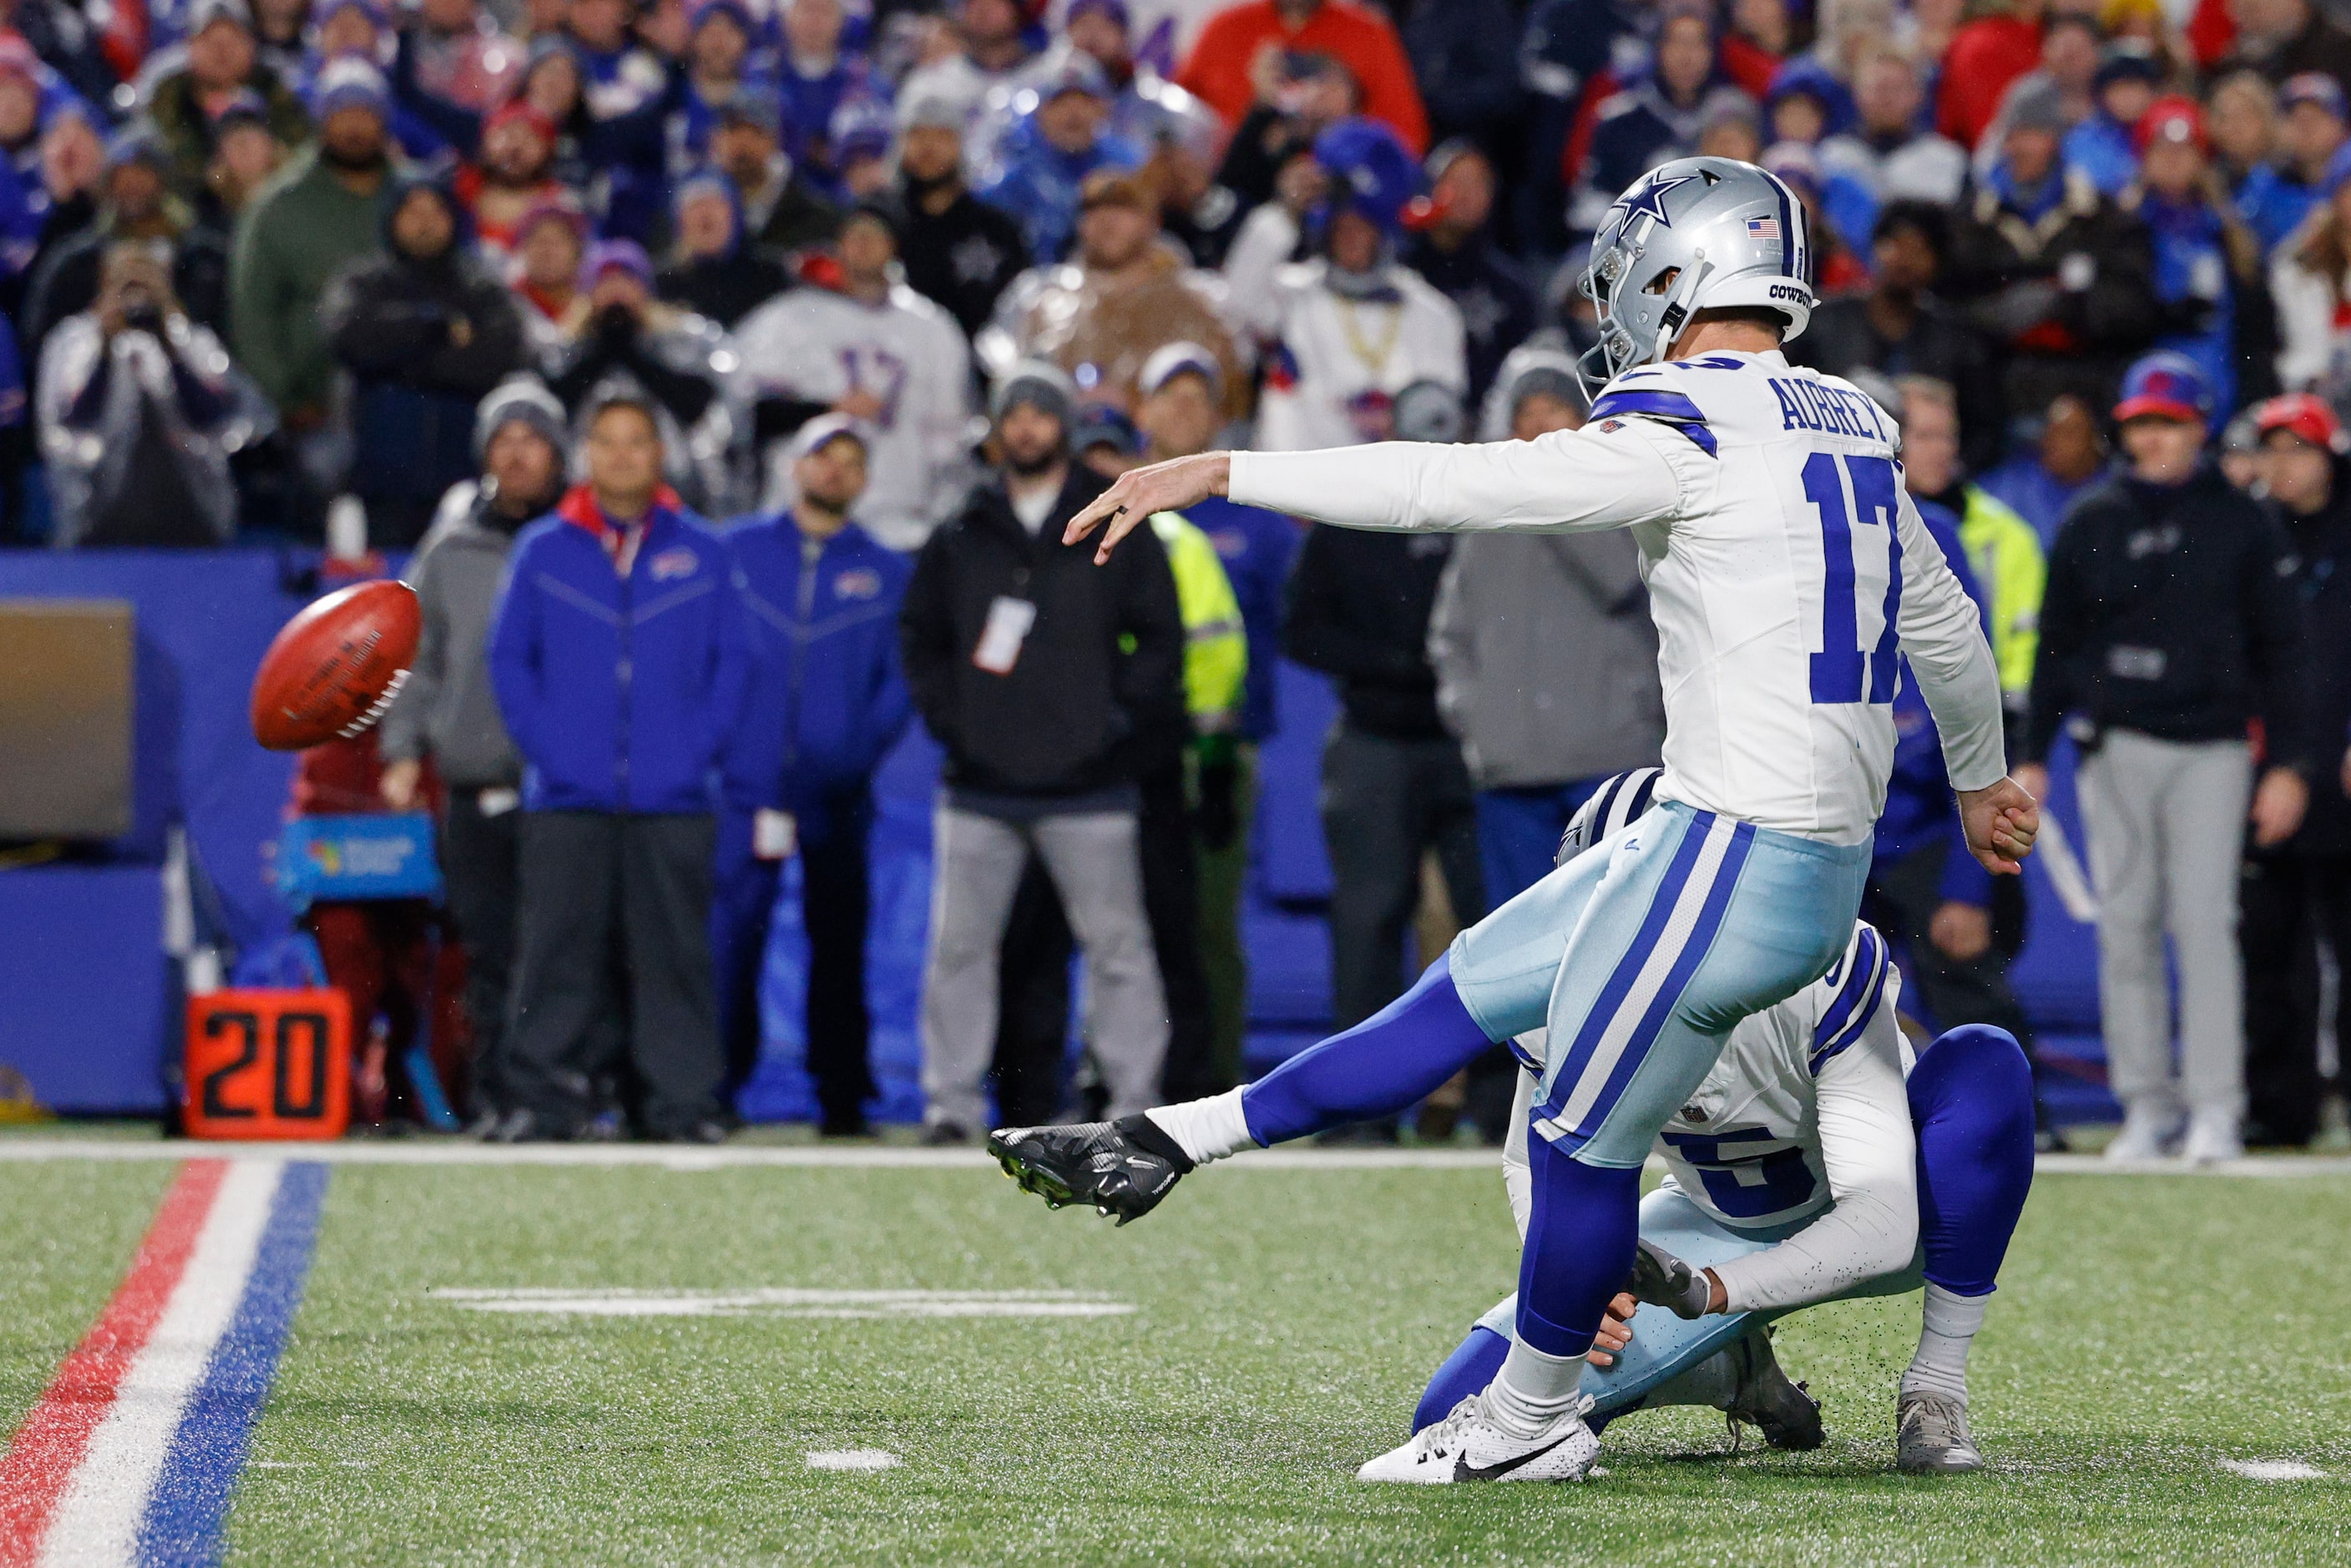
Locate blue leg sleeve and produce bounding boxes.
[1514,1130,1643,1358]
[1413,1326,1511,1433]
[1909,1024,2037,1297]
[1240,953,1498,1146]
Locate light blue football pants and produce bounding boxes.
[1451,800,1872,1168]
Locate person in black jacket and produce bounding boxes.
[1282,381,1485,1138]
[1403,141,1535,410]
[1790,200,2006,477]
[655,169,789,330]
[2017,352,2310,1165]
[1943,77,2161,422]
[322,171,528,546]
[898,361,1184,1143]
[2238,394,2351,1147]
[891,94,1028,340]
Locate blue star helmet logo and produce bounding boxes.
[1616,169,1703,228]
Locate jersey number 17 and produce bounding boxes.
[1804,451,1904,706]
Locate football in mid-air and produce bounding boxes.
[249,579,420,752]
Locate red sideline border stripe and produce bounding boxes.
[0,1161,228,1566]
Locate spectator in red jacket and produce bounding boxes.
[1178,0,1428,155]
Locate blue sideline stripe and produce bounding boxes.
[1544,812,1716,1111]
[1565,821,1755,1144]
[137,1161,331,1568]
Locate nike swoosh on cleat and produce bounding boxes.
[1454,1433,1580,1481]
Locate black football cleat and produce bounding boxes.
[1723,1328,1825,1451]
[986,1115,1193,1226]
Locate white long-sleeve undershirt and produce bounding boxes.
[1229,421,1687,537]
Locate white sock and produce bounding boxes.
[1899,1283,1988,1404]
[1646,1348,1739,1412]
[1484,1338,1585,1440]
[1145,1090,1256,1166]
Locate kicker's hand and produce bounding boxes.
[1959,775,2040,875]
[1062,452,1232,563]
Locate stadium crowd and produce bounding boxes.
[8,0,2348,1155]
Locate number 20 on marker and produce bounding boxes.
[184,989,353,1141]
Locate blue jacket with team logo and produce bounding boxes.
[488,486,749,815]
[720,510,913,827]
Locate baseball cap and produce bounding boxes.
[311,57,391,121]
[1138,341,1221,402]
[0,35,42,84]
[1071,402,1140,458]
[786,412,871,461]
[716,83,783,136]
[2282,71,2348,122]
[1035,51,1111,103]
[185,0,254,33]
[2254,392,2349,453]
[583,237,654,289]
[2093,42,2162,92]
[2113,351,2214,425]
[2134,94,2205,155]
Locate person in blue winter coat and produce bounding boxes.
[974,51,1140,263]
[713,415,911,1136]
[487,381,750,1143]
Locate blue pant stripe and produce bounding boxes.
[1545,810,1715,1101]
[1563,821,1755,1146]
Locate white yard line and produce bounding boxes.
[36,1160,281,1568]
[2217,1458,2328,1481]
[1,1137,2347,1177]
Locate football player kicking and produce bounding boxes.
[1399,773,2035,1479]
[993,157,2036,1484]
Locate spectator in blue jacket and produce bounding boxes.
[974,51,1140,262]
[488,382,749,1142]
[713,415,911,1136]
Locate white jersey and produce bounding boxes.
[726,285,976,553]
[1255,260,1468,453]
[1504,922,1919,1313]
[1228,349,2006,844]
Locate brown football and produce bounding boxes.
[249,579,421,752]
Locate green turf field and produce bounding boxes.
[4,1146,2347,1565]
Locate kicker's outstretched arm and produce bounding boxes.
[1063,424,1687,563]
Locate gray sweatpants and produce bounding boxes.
[920,805,1168,1130]
[2077,730,2253,1117]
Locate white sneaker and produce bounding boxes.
[2182,1106,2243,1166]
[2102,1105,2177,1162]
[1355,1394,1600,1484]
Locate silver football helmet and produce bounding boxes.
[1578,157,1814,391]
